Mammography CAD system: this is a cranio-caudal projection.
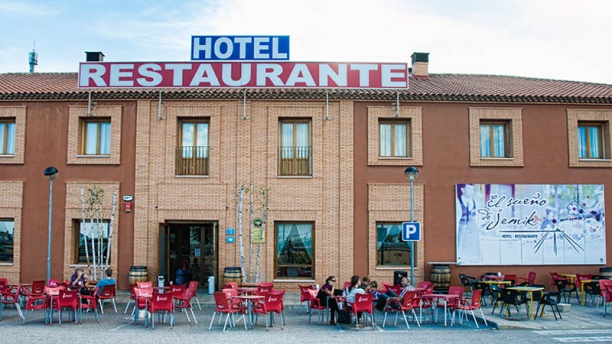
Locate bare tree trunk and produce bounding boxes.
[248,184,254,282]
[89,192,98,280]
[255,187,270,283]
[237,185,246,283]
[105,191,117,269]
[80,187,91,275]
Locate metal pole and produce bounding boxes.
[409,177,415,287]
[47,178,53,284]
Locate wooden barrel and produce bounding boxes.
[600,267,612,279]
[223,267,242,286]
[431,264,451,289]
[128,266,149,285]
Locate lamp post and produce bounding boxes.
[44,166,59,284]
[404,166,418,287]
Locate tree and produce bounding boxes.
[236,183,270,284]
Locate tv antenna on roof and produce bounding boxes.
[29,42,38,73]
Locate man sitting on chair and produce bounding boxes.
[374,277,415,312]
[95,268,116,295]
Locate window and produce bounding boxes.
[0,219,14,262]
[480,121,510,158]
[176,119,209,175]
[578,122,605,159]
[379,120,411,157]
[275,222,313,279]
[279,119,311,176]
[81,118,111,155]
[74,220,110,264]
[0,119,15,155]
[376,223,414,266]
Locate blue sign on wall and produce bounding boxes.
[191,35,290,61]
[401,222,421,241]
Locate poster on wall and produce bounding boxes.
[455,184,605,266]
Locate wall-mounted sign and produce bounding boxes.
[226,236,235,243]
[191,35,290,61]
[226,227,235,235]
[456,184,605,266]
[78,62,408,89]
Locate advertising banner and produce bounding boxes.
[455,184,605,266]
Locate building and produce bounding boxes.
[1,52,612,290]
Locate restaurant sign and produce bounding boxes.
[456,184,605,266]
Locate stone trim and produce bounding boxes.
[567,109,612,168]
[469,107,524,167]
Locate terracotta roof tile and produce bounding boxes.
[0,72,611,104]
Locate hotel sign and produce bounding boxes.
[191,35,290,61]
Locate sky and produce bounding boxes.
[1,0,611,84]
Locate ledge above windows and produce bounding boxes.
[469,107,524,167]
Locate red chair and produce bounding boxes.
[22,293,49,325]
[308,296,328,324]
[49,289,79,325]
[550,272,568,291]
[0,278,7,292]
[124,284,137,314]
[137,281,153,289]
[209,291,246,332]
[169,284,186,296]
[381,282,393,294]
[503,274,517,286]
[174,286,198,324]
[351,292,375,330]
[256,282,274,295]
[417,281,433,290]
[79,293,99,323]
[0,284,23,320]
[453,289,488,328]
[517,271,537,286]
[383,290,420,329]
[298,285,315,314]
[443,286,465,318]
[343,281,352,290]
[145,292,174,329]
[576,273,593,302]
[95,285,117,314]
[253,290,286,331]
[224,282,238,290]
[188,281,201,310]
[132,287,153,324]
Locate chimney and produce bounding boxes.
[411,52,429,78]
[85,51,105,62]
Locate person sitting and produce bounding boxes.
[317,275,341,325]
[373,276,415,312]
[359,276,371,291]
[95,268,116,295]
[346,275,365,309]
[69,267,89,294]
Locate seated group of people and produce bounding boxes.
[317,274,415,325]
[68,267,116,295]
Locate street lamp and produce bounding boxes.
[404,166,418,287]
[44,166,59,284]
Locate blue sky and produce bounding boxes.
[1,0,611,84]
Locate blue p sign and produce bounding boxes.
[401,222,421,241]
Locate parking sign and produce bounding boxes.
[401,222,421,241]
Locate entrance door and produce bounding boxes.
[161,222,217,290]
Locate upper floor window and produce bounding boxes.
[279,119,311,176]
[176,119,209,176]
[275,222,313,279]
[480,121,510,158]
[0,119,15,155]
[379,120,411,157]
[81,118,110,155]
[578,122,605,159]
[0,219,14,263]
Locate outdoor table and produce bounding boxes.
[482,280,512,287]
[237,287,257,295]
[506,286,544,319]
[234,294,264,329]
[420,293,459,326]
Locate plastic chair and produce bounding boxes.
[256,282,274,295]
[499,288,527,319]
[145,292,174,329]
[550,272,568,291]
[438,286,464,320]
[22,294,48,324]
[95,284,117,314]
[224,282,238,290]
[517,271,537,286]
[49,289,79,325]
[132,287,153,324]
[458,274,477,293]
[124,284,137,314]
[383,290,420,329]
[453,288,488,328]
[137,281,153,289]
[298,285,315,314]
[555,279,579,304]
[187,281,201,310]
[308,296,328,324]
[585,281,602,307]
[79,293,99,323]
[536,290,562,320]
[253,290,286,331]
[0,284,23,320]
[503,274,517,286]
[350,292,375,330]
[209,291,246,332]
[174,286,198,324]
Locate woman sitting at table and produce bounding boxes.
[69,267,90,294]
[346,275,365,309]
[317,275,341,325]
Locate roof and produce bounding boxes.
[0,72,611,104]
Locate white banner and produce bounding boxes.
[456,184,605,266]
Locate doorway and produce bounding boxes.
[159,222,218,290]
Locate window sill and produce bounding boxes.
[174,175,210,178]
[277,175,313,179]
[76,155,110,158]
[375,266,417,270]
[479,157,514,160]
[0,154,15,158]
[578,158,612,162]
[273,279,316,283]
[0,262,14,266]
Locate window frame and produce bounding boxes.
[176,117,210,176]
[468,107,523,167]
[73,219,111,265]
[375,222,415,267]
[278,118,312,176]
[0,118,16,156]
[80,117,111,156]
[379,119,412,158]
[479,120,511,158]
[274,221,314,280]
[577,121,605,159]
[0,218,14,263]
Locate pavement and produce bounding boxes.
[2,289,612,332]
